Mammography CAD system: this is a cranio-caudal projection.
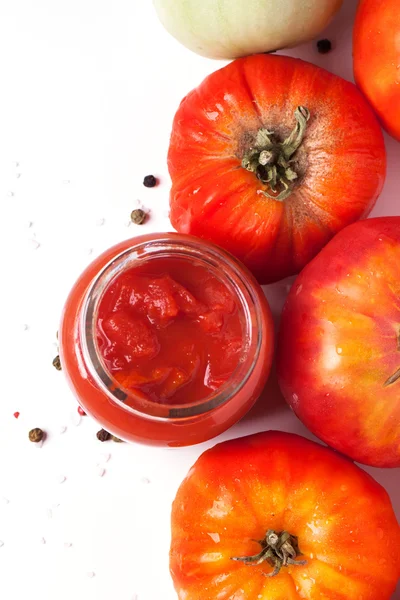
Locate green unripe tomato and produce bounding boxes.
[153,0,342,59]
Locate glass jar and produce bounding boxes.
[59,233,273,446]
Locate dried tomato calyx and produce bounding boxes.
[242,106,310,201]
[231,529,307,577]
[384,367,400,387]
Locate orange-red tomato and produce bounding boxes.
[168,54,386,284]
[170,431,400,600]
[278,218,400,468]
[353,0,400,141]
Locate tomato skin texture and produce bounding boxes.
[353,0,400,141]
[277,217,400,467]
[170,431,400,600]
[168,54,386,284]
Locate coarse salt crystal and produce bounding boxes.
[40,537,46,545]
[1,497,9,505]
[71,412,82,426]
[46,508,53,519]
[207,533,220,544]
[57,475,66,484]
[7,191,14,197]
[16,173,21,179]
[59,426,67,434]
[28,239,40,250]
[87,572,95,579]
[97,468,106,478]
[95,218,105,226]
[64,542,72,549]
[140,477,151,485]
[99,453,111,463]
[0,541,4,547]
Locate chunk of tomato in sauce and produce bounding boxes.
[205,333,243,390]
[115,367,170,390]
[194,274,236,314]
[97,259,243,405]
[195,311,224,333]
[102,274,180,326]
[101,311,159,359]
[170,280,205,316]
[158,367,191,399]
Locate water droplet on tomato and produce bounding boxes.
[336,347,343,355]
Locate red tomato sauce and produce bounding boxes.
[96,258,243,406]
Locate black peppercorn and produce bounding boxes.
[96,429,111,442]
[52,355,62,371]
[130,209,147,225]
[317,39,332,54]
[29,428,45,443]
[143,175,157,188]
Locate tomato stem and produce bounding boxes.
[242,107,310,201]
[231,530,307,577]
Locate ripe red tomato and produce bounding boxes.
[278,217,400,468]
[353,0,400,141]
[170,431,400,599]
[168,54,386,284]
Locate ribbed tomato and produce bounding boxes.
[277,218,400,467]
[354,0,400,141]
[170,432,400,600]
[168,54,386,284]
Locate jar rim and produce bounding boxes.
[79,233,264,421]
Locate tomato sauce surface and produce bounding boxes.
[96,258,244,406]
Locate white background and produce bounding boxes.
[0,1,399,599]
